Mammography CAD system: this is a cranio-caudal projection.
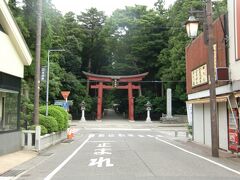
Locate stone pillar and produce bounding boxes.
[166,88,173,118]
[81,109,86,121]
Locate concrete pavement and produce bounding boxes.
[0,119,239,179]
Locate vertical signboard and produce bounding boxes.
[236,0,240,60]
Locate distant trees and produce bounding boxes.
[9,0,227,120]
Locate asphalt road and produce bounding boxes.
[15,128,240,180]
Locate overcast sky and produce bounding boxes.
[52,0,176,16]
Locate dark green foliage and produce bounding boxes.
[52,106,69,129]
[9,0,227,120]
[39,106,65,131]
[29,125,48,135]
[39,115,58,133]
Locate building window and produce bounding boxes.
[0,90,19,132]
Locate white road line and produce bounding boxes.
[155,137,240,176]
[147,135,154,138]
[127,134,134,137]
[0,177,13,180]
[88,141,116,143]
[44,134,95,180]
[84,128,151,131]
[118,134,126,137]
[156,135,163,138]
[98,134,105,137]
[138,135,144,138]
[108,134,115,137]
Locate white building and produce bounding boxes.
[0,0,32,155]
[186,0,240,152]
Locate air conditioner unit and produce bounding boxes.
[216,67,229,81]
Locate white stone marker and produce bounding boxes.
[166,88,173,118]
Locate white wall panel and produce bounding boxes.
[193,104,204,144]
[0,32,24,78]
[218,102,228,150]
[204,103,211,146]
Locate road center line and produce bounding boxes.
[44,134,94,180]
[155,137,240,176]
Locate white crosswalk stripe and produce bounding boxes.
[94,133,163,139]
[98,134,105,137]
[147,135,154,138]
[118,134,126,137]
[127,134,134,137]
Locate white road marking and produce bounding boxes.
[147,135,154,138]
[0,177,13,180]
[88,141,115,143]
[155,137,240,176]
[138,135,144,138]
[84,128,151,131]
[44,134,94,180]
[98,134,105,137]
[108,134,115,137]
[127,134,134,137]
[118,134,126,137]
[156,135,163,138]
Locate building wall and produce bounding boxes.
[218,102,228,150]
[193,104,204,144]
[185,16,228,95]
[192,102,228,150]
[0,32,24,78]
[0,131,21,156]
[228,0,240,83]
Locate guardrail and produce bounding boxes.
[22,126,66,151]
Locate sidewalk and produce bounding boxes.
[0,150,37,175]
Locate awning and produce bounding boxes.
[186,95,228,104]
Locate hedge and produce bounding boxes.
[39,106,65,131]
[39,114,58,133]
[52,106,69,129]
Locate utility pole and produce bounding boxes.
[206,0,219,157]
[33,0,42,125]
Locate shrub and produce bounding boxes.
[29,125,48,136]
[39,114,58,133]
[39,106,65,131]
[52,106,69,130]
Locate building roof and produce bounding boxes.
[0,0,32,65]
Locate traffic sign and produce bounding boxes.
[61,91,70,100]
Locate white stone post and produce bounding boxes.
[146,108,152,123]
[35,125,41,151]
[145,101,152,123]
[166,88,173,118]
[81,109,86,121]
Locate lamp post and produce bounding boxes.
[145,101,152,123]
[46,49,65,116]
[185,0,219,157]
[80,101,86,121]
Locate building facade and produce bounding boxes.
[186,0,240,152]
[0,0,32,155]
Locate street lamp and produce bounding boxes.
[145,101,152,123]
[185,0,219,157]
[46,49,65,116]
[185,16,199,39]
[80,101,86,121]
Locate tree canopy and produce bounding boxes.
[8,0,227,120]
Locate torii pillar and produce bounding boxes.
[128,82,134,121]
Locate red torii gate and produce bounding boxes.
[83,71,148,121]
